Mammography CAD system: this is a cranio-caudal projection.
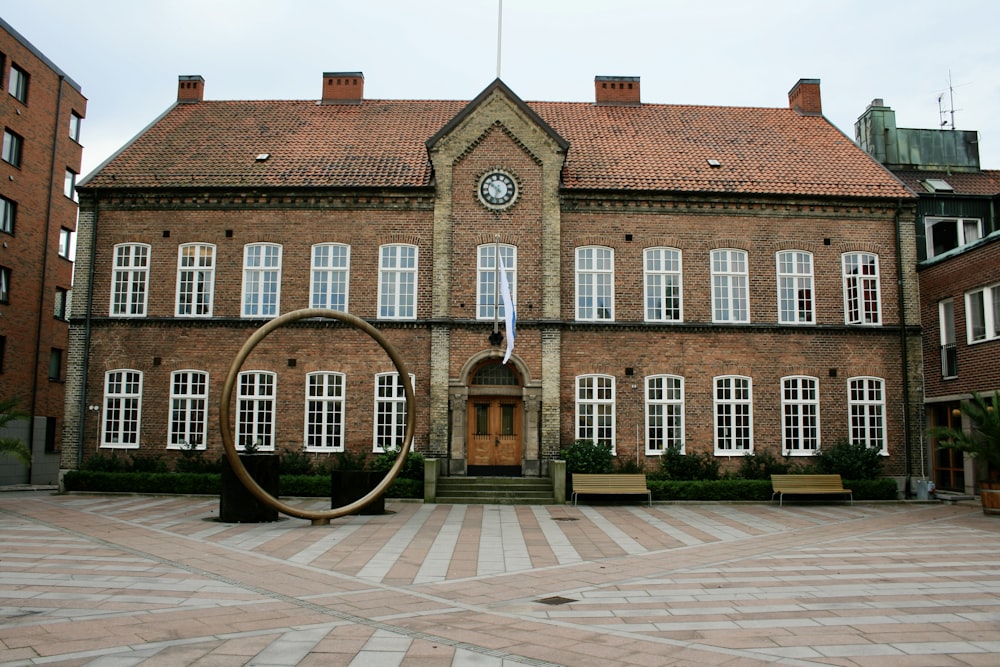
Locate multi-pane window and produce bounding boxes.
[69,112,82,142]
[714,375,752,453]
[0,195,14,234]
[305,372,345,451]
[0,266,9,304]
[966,283,1000,343]
[776,251,814,324]
[477,244,516,320]
[48,348,62,381]
[2,129,23,167]
[926,217,982,259]
[310,243,350,311]
[64,169,77,201]
[848,377,886,454]
[646,375,684,454]
[58,228,72,258]
[378,244,417,319]
[711,249,749,323]
[781,376,819,455]
[111,243,150,317]
[237,371,275,451]
[101,370,142,448]
[644,247,682,322]
[242,243,281,318]
[169,371,208,449]
[576,374,615,451]
[576,246,614,321]
[176,243,215,317]
[54,287,69,320]
[939,299,957,378]
[8,64,28,103]
[374,372,413,452]
[843,252,881,325]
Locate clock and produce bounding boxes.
[479,171,517,209]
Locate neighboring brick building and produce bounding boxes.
[66,73,923,493]
[0,18,86,485]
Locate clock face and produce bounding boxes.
[479,171,517,208]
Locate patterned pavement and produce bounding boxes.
[0,492,998,666]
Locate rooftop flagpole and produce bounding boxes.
[496,0,503,79]
[493,234,500,337]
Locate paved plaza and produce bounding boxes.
[0,491,998,666]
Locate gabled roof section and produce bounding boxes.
[892,169,1000,197]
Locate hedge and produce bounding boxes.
[647,478,898,502]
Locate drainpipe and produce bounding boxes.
[75,196,98,468]
[894,199,913,495]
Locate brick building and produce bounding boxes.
[0,18,86,485]
[65,74,923,493]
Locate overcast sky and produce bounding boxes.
[4,0,999,176]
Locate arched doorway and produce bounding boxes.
[466,361,523,476]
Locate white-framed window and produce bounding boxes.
[58,228,72,258]
[576,374,616,452]
[176,243,215,317]
[310,243,350,311]
[926,217,983,259]
[842,252,881,325]
[111,243,150,317]
[2,128,23,167]
[378,244,417,319]
[645,375,684,454]
[776,250,814,324]
[781,376,819,455]
[64,169,77,201]
[8,64,29,104]
[711,249,749,323]
[848,377,886,454]
[0,195,15,234]
[374,372,413,453]
[576,246,614,321]
[966,283,1000,344]
[939,299,957,378]
[477,243,516,320]
[237,371,276,451]
[714,375,752,454]
[305,372,345,451]
[644,247,682,322]
[101,369,142,449]
[169,370,208,450]
[54,287,69,320]
[0,266,9,304]
[242,243,281,318]
[69,112,83,142]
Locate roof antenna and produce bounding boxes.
[938,70,956,130]
[496,0,503,79]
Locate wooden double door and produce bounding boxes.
[467,397,522,476]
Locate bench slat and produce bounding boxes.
[770,474,852,506]
[572,474,651,506]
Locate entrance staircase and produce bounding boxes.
[433,476,556,505]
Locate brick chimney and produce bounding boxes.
[322,72,364,105]
[595,76,640,106]
[788,78,822,115]
[177,75,204,103]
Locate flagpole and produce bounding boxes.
[493,234,500,337]
[496,0,503,79]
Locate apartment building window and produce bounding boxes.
[842,252,881,325]
[0,335,5,372]
[576,246,614,321]
[374,372,413,452]
[939,299,958,378]
[237,371,275,451]
[169,370,208,450]
[48,348,63,381]
[848,377,886,454]
[776,251,814,324]
[176,243,215,317]
[477,243,516,320]
[69,112,82,142]
[576,374,616,452]
[644,247,682,322]
[102,370,143,448]
[2,129,23,167]
[378,244,417,319]
[54,287,69,320]
[8,64,28,103]
[781,376,819,455]
[714,375,752,454]
[58,228,72,258]
[711,249,749,323]
[63,170,77,201]
[645,375,684,454]
[966,283,1000,343]
[310,243,350,311]
[0,266,10,304]
[926,217,982,259]
[242,243,281,318]
[305,372,345,451]
[0,195,14,235]
[111,243,150,317]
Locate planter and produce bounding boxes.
[331,470,385,515]
[219,454,280,523]
[980,480,1000,516]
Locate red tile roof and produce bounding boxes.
[891,169,1000,197]
[83,95,914,199]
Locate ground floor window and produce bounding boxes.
[646,375,683,454]
[782,376,819,455]
[305,372,345,451]
[374,372,413,453]
[576,374,615,452]
[169,370,208,449]
[714,375,752,454]
[102,370,142,448]
[237,371,275,451]
[848,376,886,454]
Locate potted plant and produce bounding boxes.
[930,391,1000,515]
[219,437,281,523]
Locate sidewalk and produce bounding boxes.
[0,492,998,666]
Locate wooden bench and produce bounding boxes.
[770,474,852,506]
[572,473,651,506]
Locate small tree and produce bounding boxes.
[0,397,31,466]
[813,438,883,480]
[560,440,614,474]
[929,391,1000,477]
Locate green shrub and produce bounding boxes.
[737,449,808,480]
[279,448,315,475]
[813,439,884,480]
[82,452,128,472]
[653,445,720,481]
[560,440,614,474]
[128,452,169,473]
[175,450,221,474]
[614,458,644,474]
[371,446,426,480]
[328,450,371,471]
[648,479,772,501]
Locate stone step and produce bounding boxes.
[433,477,556,505]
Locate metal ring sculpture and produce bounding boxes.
[220,308,415,525]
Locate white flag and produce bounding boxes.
[498,251,516,364]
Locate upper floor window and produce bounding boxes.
[939,299,957,378]
[711,249,749,323]
[169,370,208,450]
[48,348,62,381]
[644,247,682,322]
[776,251,814,324]
[8,64,28,104]
[54,287,69,320]
[237,371,275,451]
[477,243,516,320]
[842,252,881,325]
[58,228,72,258]
[374,372,413,452]
[101,369,143,448]
[576,374,616,452]
[176,243,215,317]
[966,283,1000,343]
[848,376,886,454]
[305,372,346,452]
[242,243,281,318]
[111,243,150,317]
[576,246,614,321]
[0,195,14,235]
[0,266,9,304]
[645,375,684,454]
[714,375,752,454]
[781,376,819,455]
[378,244,417,319]
[926,217,982,259]
[69,112,82,142]
[64,169,77,201]
[310,243,350,311]
[2,128,23,167]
